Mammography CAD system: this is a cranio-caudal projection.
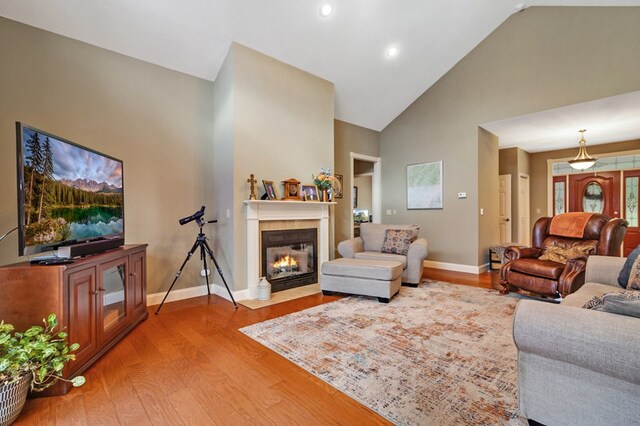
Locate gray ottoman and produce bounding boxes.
[321,258,403,303]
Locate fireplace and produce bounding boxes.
[261,228,317,292]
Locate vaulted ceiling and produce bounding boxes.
[1,1,639,131]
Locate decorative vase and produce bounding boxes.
[0,373,31,426]
[321,188,329,202]
[257,277,271,301]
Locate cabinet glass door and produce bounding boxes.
[101,260,128,335]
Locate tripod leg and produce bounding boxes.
[155,239,200,315]
[203,239,238,308]
[201,245,211,296]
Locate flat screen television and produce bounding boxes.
[16,123,124,256]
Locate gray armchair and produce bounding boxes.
[337,223,428,285]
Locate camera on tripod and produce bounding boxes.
[179,206,205,225]
[178,206,218,227]
[155,206,235,314]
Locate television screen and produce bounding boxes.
[16,123,124,256]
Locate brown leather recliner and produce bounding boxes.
[499,213,627,298]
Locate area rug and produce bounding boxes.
[240,280,526,425]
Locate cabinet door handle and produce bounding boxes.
[129,272,136,277]
[98,288,106,292]
[91,290,99,295]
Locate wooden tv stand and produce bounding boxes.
[0,244,148,396]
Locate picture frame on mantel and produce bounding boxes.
[262,180,279,200]
[302,185,320,201]
[407,160,443,209]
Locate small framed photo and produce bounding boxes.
[262,180,279,200]
[334,174,344,198]
[302,185,320,201]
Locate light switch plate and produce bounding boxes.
[458,192,467,199]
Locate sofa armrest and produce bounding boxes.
[558,257,587,296]
[585,255,626,287]
[337,237,364,258]
[407,238,428,261]
[504,246,541,261]
[402,238,428,284]
[513,300,640,384]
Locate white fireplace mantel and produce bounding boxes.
[244,200,335,299]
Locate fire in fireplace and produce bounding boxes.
[261,228,317,292]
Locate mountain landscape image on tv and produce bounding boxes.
[18,124,123,254]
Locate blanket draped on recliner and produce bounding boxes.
[549,212,595,238]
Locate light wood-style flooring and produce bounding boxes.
[15,269,498,425]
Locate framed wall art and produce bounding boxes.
[407,160,443,209]
[334,174,344,198]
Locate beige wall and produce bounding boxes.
[380,7,640,267]
[211,48,235,285]
[334,120,380,248]
[478,128,499,265]
[530,138,640,224]
[212,43,335,292]
[0,17,215,295]
[499,147,531,243]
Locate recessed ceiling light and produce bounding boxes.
[319,3,333,17]
[386,45,399,58]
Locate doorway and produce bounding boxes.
[350,153,381,238]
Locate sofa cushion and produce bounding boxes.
[354,251,408,269]
[583,291,640,318]
[359,223,419,252]
[538,240,596,264]
[381,229,418,256]
[627,255,640,291]
[321,258,403,281]
[510,258,564,279]
[619,244,640,288]
[562,282,617,308]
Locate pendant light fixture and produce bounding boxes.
[568,129,597,170]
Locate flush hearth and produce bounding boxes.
[261,228,317,292]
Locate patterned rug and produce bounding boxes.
[240,281,526,425]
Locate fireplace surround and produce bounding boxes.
[244,200,334,299]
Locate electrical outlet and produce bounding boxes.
[392,209,397,215]
[458,192,467,199]
[200,269,211,277]
[226,209,230,219]
[480,208,484,215]
[386,209,392,215]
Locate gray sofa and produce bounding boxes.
[513,255,639,426]
[337,223,428,285]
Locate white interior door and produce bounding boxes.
[499,174,512,243]
[518,173,531,246]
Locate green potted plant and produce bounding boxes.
[0,314,85,425]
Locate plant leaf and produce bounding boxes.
[71,376,86,387]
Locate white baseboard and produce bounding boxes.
[423,260,489,275]
[147,283,250,307]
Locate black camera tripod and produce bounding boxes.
[155,213,237,315]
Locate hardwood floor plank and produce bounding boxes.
[53,389,87,425]
[80,368,120,426]
[124,362,185,425]
[99,342,151,425]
